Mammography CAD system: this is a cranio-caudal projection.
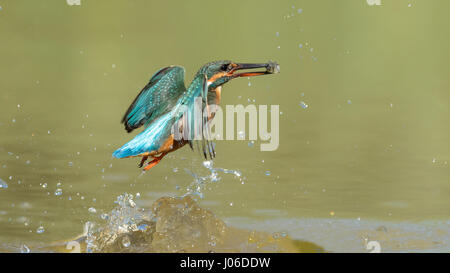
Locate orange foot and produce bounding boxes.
[143,154,166,171]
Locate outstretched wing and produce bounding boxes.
[122,66,186,133]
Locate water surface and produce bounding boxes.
[0,0,449,252]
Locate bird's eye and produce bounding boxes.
[221,64,230,71]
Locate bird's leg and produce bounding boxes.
[143,153,166,171]
[138,156,149,168]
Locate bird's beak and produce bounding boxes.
[231,61,280,78]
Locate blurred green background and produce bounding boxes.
[0,0,449,249]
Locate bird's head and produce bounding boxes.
[198,60,280,89]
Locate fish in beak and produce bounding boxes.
[230,61,280,78]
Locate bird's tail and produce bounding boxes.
[112,112,174,159]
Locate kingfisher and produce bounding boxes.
[113,60,280,171]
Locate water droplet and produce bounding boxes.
[172,167,178,173]
[138,223,148,231]
[54,189,63,196]
[248,141,255,147]
[100,213,109,220]
[299,101,309,109]
[203,160,213,169]
[265,171,271,176]
[41,183,47,188]
[297,8,303,14]
[0,179,8,189]
[36,226,45,234]
[121,235,131,248]
[347,99,352,104]
[238,131,245,140]
[229,202,233,207]
[432,158,437,163]
[20,244,30,253]
[88,207,97,214]
[299,43,303,48]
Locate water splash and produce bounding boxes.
[85,193,152,252]
[79,194,306,253]
[183,161,244,198]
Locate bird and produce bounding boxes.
[112,60,280,171]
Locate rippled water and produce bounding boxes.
[1,1,449,252]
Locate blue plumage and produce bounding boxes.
[113,112,174,158]
[114,71,209,159]
[113,60,278,170]
[121,66,186,133]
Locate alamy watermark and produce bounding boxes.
[170,97,280,151]
[366,0,381,6]
[66,0,81,6]
[365,239,381,253]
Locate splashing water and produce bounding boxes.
[85,193,153,252]
[79,194,306,253]
[183,161,244,198]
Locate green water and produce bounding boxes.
[0,0,449,252]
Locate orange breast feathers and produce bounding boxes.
[205,86,221,121]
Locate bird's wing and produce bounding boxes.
[175,74,215,159]
[121,66,186,133]
[114,73,215,160]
